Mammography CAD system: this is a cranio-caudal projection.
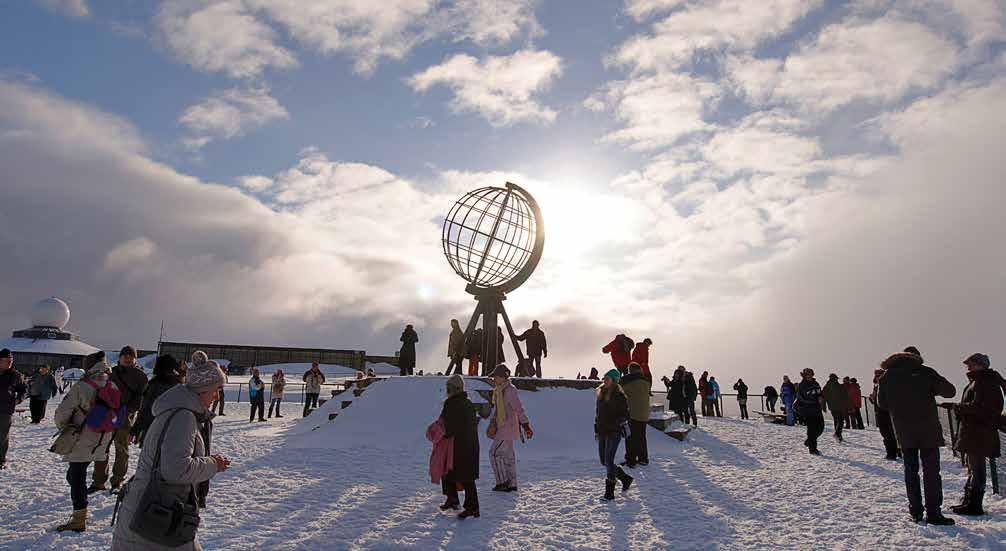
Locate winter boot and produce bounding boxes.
[86,484,105,495]
[439,498,460,511]
[603,479,616,501]
[925,511,955,526]
[616,467,634,492]
[457,508,480,519]
[56,509,87,533]
[956,492,985,516]
[950,491,971,514]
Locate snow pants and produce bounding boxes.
[805,414,825,453]
[0,413,11,465]
[625,419,648,465]
[830,410,845,440]
[964,453,987,500]
[303,393,319,417]
[29,397,47,423]
[849,408,864,429]
[528,354,543,378]
[766,397,777,412]
[67,461,89,510]
[93,427,131,487]
[684,400,697,426]
[783,398,795,425]
[903,447,943,515]
[490,438,517,487]
[738,398,749,420]
[876,408,900,458]
[599,433,622,481]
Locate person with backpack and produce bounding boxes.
[447,319,465,376]
[602,334,634,375]
[683,369,698,426]
[707,376,722,417]
[268,369,286,418]
[487,364,532,492]
[248,368,266,422]
[131,355,182,447]
[399,324,419,376]
[595,369,633,500]
[763,385,779,412]
[91,345,149,495]
[780,376,797,426]
[53,351,125,533]
[28,365,58,424]
[950,353,1003,517]
[111,360,230,549]
[517,320,548,378]
[822,373,850,443]
[302,363,325,417]
[620,363,651,467]
[0,348,27,470]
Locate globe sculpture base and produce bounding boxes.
[462,291,529,377]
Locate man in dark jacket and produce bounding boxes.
[871,368,900,459]
[796,368,824,455]
[0,349,27,469]
[822,374,850,442]
[733,379,749,419]
[620,363,651,467]
[951,353,1003,516]
[441,374,480,518]
[877,347,957,525]
[683,369,698,426]
[399,324,419,376]
[516,320,547,378]
[763,385,778,412]
[91,345,148,494]
[27,365,58,423]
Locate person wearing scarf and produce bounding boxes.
[486,364,532,492]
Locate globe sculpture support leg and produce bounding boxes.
[462,293,527,377]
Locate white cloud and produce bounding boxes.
[179,87,288,148]
[239,175,273,192]
[702,115,821,176]
[724,55,783,105]
[408,50,563,126]
[156,0,298,79]
[624,0,686,21]
[36,0,88,17]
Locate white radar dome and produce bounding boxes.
[32,296,70,329]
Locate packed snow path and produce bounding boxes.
[2,378,1004,550]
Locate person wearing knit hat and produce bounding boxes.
[439,372,480,519]
[596,368,633,500]
[186,360,227,395]
[91,345,149,494]
[83,351,106,373]
[487,363,532,493]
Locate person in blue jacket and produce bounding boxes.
[780,375,797,426]
[707,377,722,417]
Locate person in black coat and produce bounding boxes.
[662,366,687,424]
[595,369,633,501]
[734,379,749,420]
[951,353,1004,516]
[763,385,778,412]
[440,375,480,519]
[682,369,698,426]
[516,321,548,378]
[130,355,181,447]
[399,325,419,376]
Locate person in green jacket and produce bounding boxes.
[620,363,652,467]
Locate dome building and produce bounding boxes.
[0,297,101,375]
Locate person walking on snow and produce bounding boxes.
[0,348,27,470]
[602,334,634,376]
[595,369,634,500]
[630,338,652,381]
[27,365,57,424]
[822,373,850,443]
[91,345,148,495]
[877,346,957,525]
[707,376,722,417]
[248,368,266,422]
[796,368,824,455]
[698,372,709,416]
[683,369,698,426]
[780,376,797,426]
[447,319,465,376]
[621,363,651,467]
[733,379,749,419]
[438,374,481,519]
[951,353,1003,517]
[516,320,548,378]
[847,378,865,429]
[763,385,778,412]
[487,364,532,492]
[302,362,325,417]
[269,369,286,418]
[399,324,419,376]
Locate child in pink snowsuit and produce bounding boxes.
[487,364,533,492]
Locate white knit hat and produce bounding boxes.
[190,350,209,366]
[186,360,226,393]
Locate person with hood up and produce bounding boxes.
[620,363,651,467]
[780,376,797,426]
[698,372,709,416]
[602,335,634,376]
[302,362,325,417]
[28,365,57,424]
[822,374,850,443]
[487,364,532,492]
[54,351,121,533]
[0,348,27,470]
[588,367,599,380]
[248,368,266,422]
[438,374,481,519]
[268,369,286,418]
[131,355,182,447]
[796,368,824,455]
[951,353,1003,517]
[662,367,686,424]
[630,338,652,380]
[517,320,548,378]
[399,324,419,376]
[733,379,749,420]
[683,369,698,426]
[877,346,956,525]
[111,360,230,549]
[847,377,864,430]
[763,385,779,412]
[707,376,722,417]
[447,319,465,376]
[92,345,149,495]
[595,369,634,500]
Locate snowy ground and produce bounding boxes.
[2,378,1004,550]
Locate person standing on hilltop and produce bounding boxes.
[780,376,797,426]
[595,369,633,501]
[878,346,957,525]
[302,362,325,417]
[663,367,686,424]
[733,379,749,420]
[602,334,634,376]
[707,376,722,417]
[466,327,484,377]
[698,372,709,417]
[516,320,548,378]
[399,324,419,376]
[487,365,532,493]
[796,369,824,455]
[951,353,1003,517]
[447,319,465,376]
[683,369,698,426]
[822,374,850,443]
[763,385,779,413]
[630,338,652,381]
[847,377,864,430]
[870,367,900,460]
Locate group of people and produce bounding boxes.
[659,367,727,425]
[442,320,550,379]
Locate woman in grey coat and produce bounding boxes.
[111,360,230,550]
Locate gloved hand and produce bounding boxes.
[521,423,533,440]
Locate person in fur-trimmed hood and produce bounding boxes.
[951,353,1003,516]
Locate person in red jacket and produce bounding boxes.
[601,335,633,375]
[845,377,864,429]
[630,338,652,380]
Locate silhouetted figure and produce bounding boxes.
[822,373,849,442]
[620,363,651,467]
[588,367,599,380]
[698,372,709,416]
[517,320,548,378]
[683,369,698,426]
[733,379,749,419]
[707,376,722,417]
[663,367,686,424]
[846,377,864,429]
[602,334,633,375]
[467,328,483,376]
[952,353,1002,517]
[399,324,419,376]
[871,368,900,459]
[447,319,465,376]
[797,368,824,455]
[780,376,797,426]
[763,385,778,412]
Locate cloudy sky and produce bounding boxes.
[1,0,1003,390]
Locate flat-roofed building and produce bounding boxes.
[158,341,371,374]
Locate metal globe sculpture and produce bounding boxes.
[441,182,545,376]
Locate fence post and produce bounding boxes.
[236,383,243,404]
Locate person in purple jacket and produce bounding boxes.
[487,364,533,492]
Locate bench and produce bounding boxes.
[755,411,787,424]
